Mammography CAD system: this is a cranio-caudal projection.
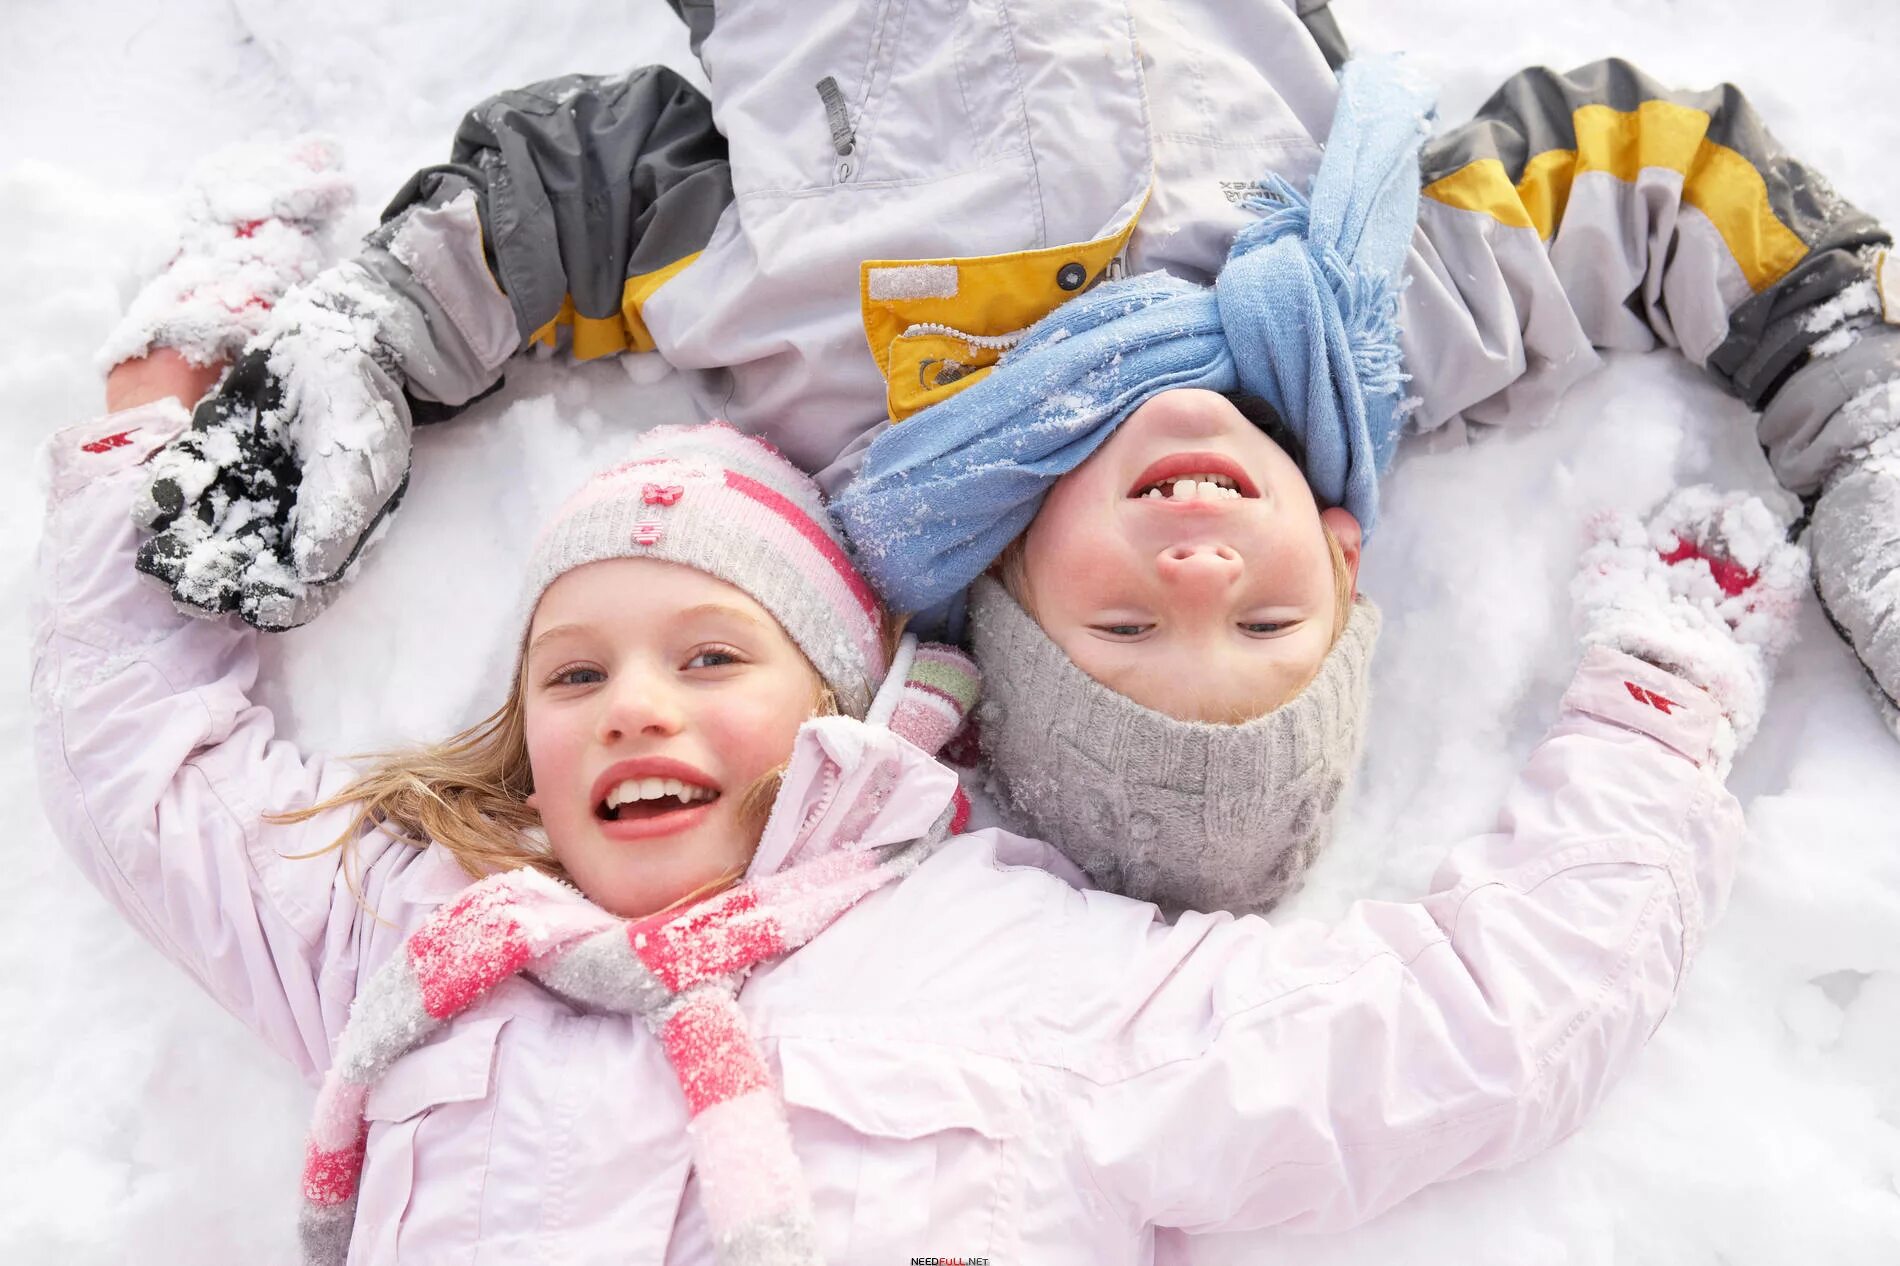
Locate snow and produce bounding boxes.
[6,0,1900,1262]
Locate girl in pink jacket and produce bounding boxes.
[38,325,1808,1264]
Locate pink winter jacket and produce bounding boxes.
[34,403,1747,1265]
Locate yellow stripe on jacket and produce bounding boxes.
[1422,100,1807,293]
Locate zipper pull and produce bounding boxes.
[815,76,857,182]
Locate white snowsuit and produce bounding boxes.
[38,399,1749,1263]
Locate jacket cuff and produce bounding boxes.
[365,189,519,405]
[1756,326,1900,494]
[1561,645,1724,767]
[40,400,191,505]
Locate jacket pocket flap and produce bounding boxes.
[775,1036,1021,1142]
[363,1017,507,1123]
[882,332,999,421]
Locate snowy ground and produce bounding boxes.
[6,0,1899,1261]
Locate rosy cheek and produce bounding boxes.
[1029,473,1110,546]
[702,681,816,783]
[523,710,583,802]
[1026,516,1127,610]
[1277,538,1336,607]
[726,698,806,772]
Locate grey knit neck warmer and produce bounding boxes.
[968,576,1380,917]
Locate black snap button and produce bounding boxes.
[1056,261,1087,291]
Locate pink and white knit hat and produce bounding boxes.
[519,422,888,717]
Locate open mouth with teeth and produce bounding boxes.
[596,776,721,822]
[1127,453,1261,503]
[1133,473,1245,501]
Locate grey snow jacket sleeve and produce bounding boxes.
[1401,58,1900,718]
[1404,57,1898,484]
[375,65,733,412]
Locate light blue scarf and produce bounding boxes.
[832,57,1435,632]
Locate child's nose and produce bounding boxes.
[1155,543,1243,600]
[596,676,686,742]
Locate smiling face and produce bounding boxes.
[1017,388,1362,722]
[521,557,824,918]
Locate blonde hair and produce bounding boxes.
[1321,522,1356,645]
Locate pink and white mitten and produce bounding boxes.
[1573,486,1809,770]
[96,135,354,373]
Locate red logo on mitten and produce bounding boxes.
[81,428,140,454]
[642,483,684,506]
[1624,681,1681,714]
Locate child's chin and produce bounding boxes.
[592,872,714,921]
[563,819,744,918]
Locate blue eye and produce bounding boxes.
[549,665,604,686]
[1094,624,1151,638]
[1239,622,1286,635]
[685,646,744,670]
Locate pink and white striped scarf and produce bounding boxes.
[299,650,979,1265]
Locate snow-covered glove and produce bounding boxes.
[1806,388,1900,737]
[1573,486,1810,773]
[130,179,521,630]
[132,261,417,630]
[96,136,353,373]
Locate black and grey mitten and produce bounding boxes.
[133,263,418,630]
[133,181,520,630]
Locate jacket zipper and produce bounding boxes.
[786,757,844,868]
[898,322,1027,350]
[815,77,858,182]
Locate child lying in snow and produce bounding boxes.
[121,12,1900,738]
[39,333,1806,1262]
[826,58,1422,913]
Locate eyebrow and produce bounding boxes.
[677,602,770,629]
[526,603,769,657]
[527,623,585,657]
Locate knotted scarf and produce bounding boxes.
[831,57,1435,630]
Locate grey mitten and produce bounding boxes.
[1756,308,1900,738]
[1808,406,1900,735]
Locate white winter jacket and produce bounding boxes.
[377,3,1895,499]
[36,401,1747,1263]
